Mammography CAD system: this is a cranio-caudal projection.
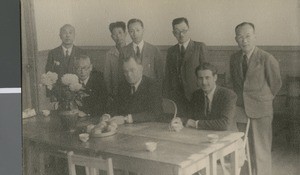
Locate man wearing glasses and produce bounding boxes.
[75,55,108,117]
[164,17,208,117]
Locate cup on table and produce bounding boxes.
[207,134,219,143]
[79,133,89,142]
[145,142,157,152]
[41,110,50,116]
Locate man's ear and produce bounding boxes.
[213,74,218,82]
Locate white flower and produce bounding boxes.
[69,82,82,92]
[54,61,60,66]
[61,74,79,86]
[41,71,58,90]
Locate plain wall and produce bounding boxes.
[34,0,300,51]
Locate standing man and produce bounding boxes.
[45,24,86,100]
[164,17,208,116]
[122,18,164,82]
[230,22,282,175]
[75,55,108,117]
[46,24,86,78]
[104,21,127,97]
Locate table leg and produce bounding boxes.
[210,153,217,175]
[230,150,238,175]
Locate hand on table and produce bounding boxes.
[110,114,133,125]
[186,119,197,128]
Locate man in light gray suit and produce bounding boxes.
[230,22,282,175]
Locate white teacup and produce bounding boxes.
[145,142,157,152]
[79,133,90,142]
[41,110,50,116]
[207,134,219,143]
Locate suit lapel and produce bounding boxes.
[246,47,259,77]
[210,86,219,113]
[183,40,194,63]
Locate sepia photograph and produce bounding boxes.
[22,0,300,175]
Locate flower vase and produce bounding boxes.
[58,103,79,132]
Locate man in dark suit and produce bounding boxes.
[75,55,107,117]
[111,56,163,124]
[164,17,207,117]
[230,22,282,175]
[173,62,237,131]
[45,24,86,78]
[121,19,164,82]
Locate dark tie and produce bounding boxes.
[180,45,185,58]
[130,85,135,95]
[65,49,69,58]
[204,95,210,116]
[136,46,141,58]
[242,55,248,80]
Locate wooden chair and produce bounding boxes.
[67,151,114,175]
[162,98,177,118]
[219,116,252,175]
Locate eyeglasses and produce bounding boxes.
[76,66,90,72]
[173,29,188,35]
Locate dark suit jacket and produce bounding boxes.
[122,42,164,81]
[45,45,87,77]
[114,76,163,123]
[164,40,207,115]
[79,71,108,116]
[230,47,282,118]
[188,86,237,131]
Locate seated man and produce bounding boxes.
[111,56,163,124]
[75,55,108,117]
[172,62,237,131]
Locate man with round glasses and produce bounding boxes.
[164,17,208,117]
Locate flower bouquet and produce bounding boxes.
[41,71,89,132]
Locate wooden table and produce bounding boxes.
[23,116,244,175]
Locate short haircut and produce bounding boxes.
[127,18,144,29]
[109,21,126,33]
[74,55,92,66]
[60,24,75,34]
[235,22,255,34]
[172,17,189,29]
[195,62,218,76]
[122,56,142,66]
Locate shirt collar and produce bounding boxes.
[204,85,217,103]
[80,76,90,85]
[179,38,190,50]
[133,40,144,52]
[62,45,73,56]
[243,46,255,63]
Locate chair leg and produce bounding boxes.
[246,140,252,175]
[220,157,230,175]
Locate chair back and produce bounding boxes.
[67,151,114,175]
[162,98,177,118]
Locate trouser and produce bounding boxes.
[248,116,273,175]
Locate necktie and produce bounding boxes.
[136,46,141,58]
[130,85,135,95]
[204,95,210,116]
[242,55,248,80]
[66,49,69,58]
[180,45,185,58]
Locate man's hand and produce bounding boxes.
[186,119,197,128]
[124,114,133,124]
[110,116,125,125]
[78,110,87,118]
